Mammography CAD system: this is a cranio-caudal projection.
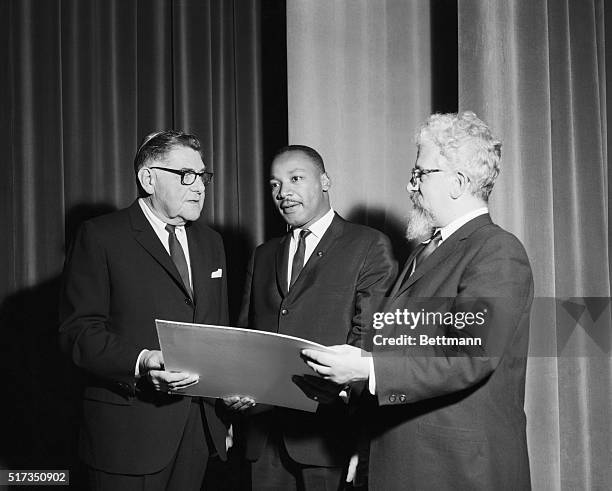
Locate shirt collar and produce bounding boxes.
[292,207,335,240]
[138,198,186,234]
[438,207,488,242]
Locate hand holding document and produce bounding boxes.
[155,320,335,412]
[301,344,370,385]
[139,349,200,392]
[291,374,345,404]
[222,395,255,411]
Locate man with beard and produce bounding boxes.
[302,112,534,490]
[234,145,397,490]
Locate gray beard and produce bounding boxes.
[405,195,436,241]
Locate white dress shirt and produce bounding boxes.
[135,198,195,377]
[438,207,488,244]
[368,207,489,393]
[286,208,335,289]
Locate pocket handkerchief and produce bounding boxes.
[211,268,223,278]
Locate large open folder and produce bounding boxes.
[156,320,333,412]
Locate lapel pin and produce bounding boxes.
[317,251,324,257]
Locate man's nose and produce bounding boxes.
[407,180,419,193]
[192,177,206,193]
[276,183,291,199]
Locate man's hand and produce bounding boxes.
[292,374,343,404]
[139,350,200,392]
[301,345,370,385]
[346,453,359,483]
[222,395,256,411]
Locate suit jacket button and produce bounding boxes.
[317,251,324,257]
[185,298,192,306]
[399,394,407,403]
[281,309,288,316]
[389,394,397,403]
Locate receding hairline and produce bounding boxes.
[270,155,325,180]
[133,129,204,198]
[143,144,203,167]
[271,145,326,174]
[134,130,204,173]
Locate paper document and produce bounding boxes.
[156,320,333,412]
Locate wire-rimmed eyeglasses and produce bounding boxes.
[409,167,444,187]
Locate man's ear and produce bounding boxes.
[138,167,155,195]
[320,172,331,192]
[450,171,469,199]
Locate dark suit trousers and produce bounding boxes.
[88,401,210,491]
[251,427,344,491]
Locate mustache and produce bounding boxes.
[410,192,424,209]
[405,194,435,241]
[279,199,300,208]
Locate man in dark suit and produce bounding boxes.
[303,112,534,490]
[236,145,397,490]
[60,131,229,490]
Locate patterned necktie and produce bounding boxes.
[165,224,192,297]
[290,229,312,288]
[412,229,442,274]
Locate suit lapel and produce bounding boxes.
[393,214,494,298]
[128,201,193,300]
[287,214,344,298]
[275,233,291,298]
[388,243,425,298]
[395,238,460,296]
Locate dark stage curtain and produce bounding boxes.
[0,0,287,476]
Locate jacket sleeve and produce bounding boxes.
[348,232,398,348]
[59,221,142,385]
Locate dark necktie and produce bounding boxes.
[290,229,311,288]
[165,224,192,297]
[412,229,442,274]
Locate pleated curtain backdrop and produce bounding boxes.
[459,1,612,488]
[1,0,265,302]
[0,0,272,472]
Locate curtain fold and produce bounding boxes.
[10,0,66,289]
[458,0,612,488]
